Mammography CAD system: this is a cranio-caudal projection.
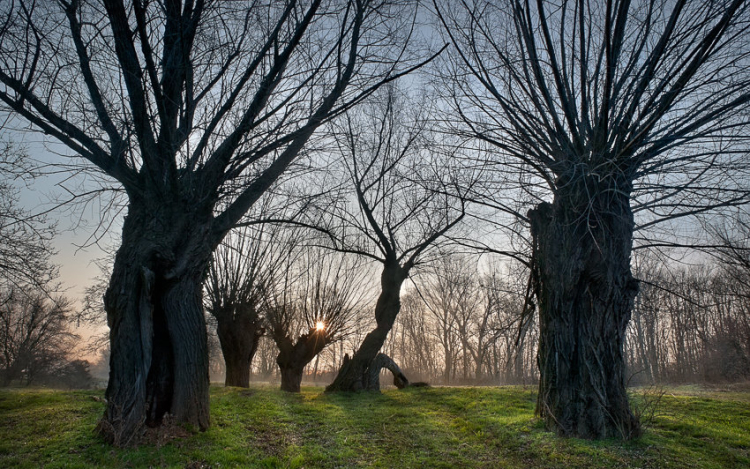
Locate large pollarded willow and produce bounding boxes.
[0,0,434,446]
[437,0,750,439]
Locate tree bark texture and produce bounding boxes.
[279,365,305,393]
[326,262,407,392]
[97,200,213,446]
[529,175,640,440]
[276,329,328,393]
[216,305,264,388]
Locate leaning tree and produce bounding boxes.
[0,0,433,445]
[321,86,471,392]
[436,0,750,439]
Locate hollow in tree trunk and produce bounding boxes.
[528,176,640,440]
[326,261,408,392]
[216,306,264,388]
[96,200,213,446]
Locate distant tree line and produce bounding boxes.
[0,146,94,389]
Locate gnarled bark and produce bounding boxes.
[529,176,640,440]
[96,201,212,446]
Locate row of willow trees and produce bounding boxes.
[203,243,538,389]
[2,0,750,444]
[204,243,750,389]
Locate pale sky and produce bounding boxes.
[8,131,118,346]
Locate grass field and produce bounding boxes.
[1,384,748,468]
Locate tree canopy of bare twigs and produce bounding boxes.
[0,288,77,387]
[710,213,750,289]
[0,142,58,293]
[418,252,481,382]
[204,221,291,388]
[265,245,369,392]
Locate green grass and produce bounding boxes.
[1,384,748,468]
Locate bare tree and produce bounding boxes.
[418,253,480,382]
[437,0,750,439]
[393,291,438,380]
[625,252,750,384]
[700,217,750,379]
[204,223,290,388]
[381,256,537,385]
[0,143,77,386]
[475,262,536,384]
[0,0,433,444]
[711,214,750,292]
[322,86,469,392]
[0,290,77,386]
[265,247,368,392]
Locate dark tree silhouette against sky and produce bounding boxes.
[436,0,750,439]
[0,0,433,445]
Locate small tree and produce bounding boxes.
[0,290,77,386]
[266,247,367,392]
[204,223,289,388]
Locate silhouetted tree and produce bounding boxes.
[437,0,750,439]
[0,0,433,444]
[324,86,469,392]
[266,247,367,392]
[205,223,290,388]
[0,290,77,386]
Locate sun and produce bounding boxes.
[315,321,325,331]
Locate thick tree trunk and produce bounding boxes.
[96,200,213,446]
[279,365,305,392]
[222,347,251,388]
[529,176,641,440]
[326,261,408,392]
[216,308,263,388]
[275,329,328,393]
